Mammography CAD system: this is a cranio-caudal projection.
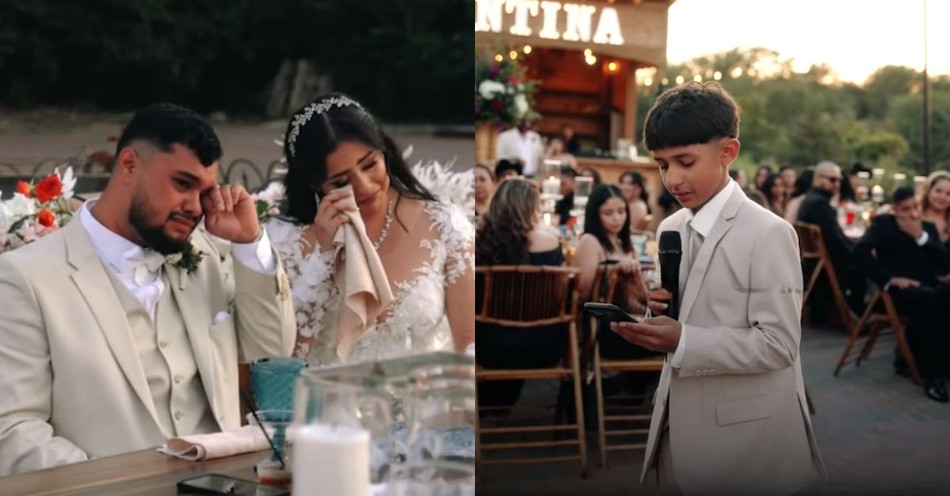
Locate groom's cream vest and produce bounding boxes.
[106,268,220,437]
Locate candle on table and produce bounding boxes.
[292,424,370,496]
[541,175,561,196]
[871,184,884,204]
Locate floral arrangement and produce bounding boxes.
[475,49,540,126]
[0,167,77,253]
[251,180,286,223]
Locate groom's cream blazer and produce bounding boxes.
[0,219,295,476]
[640,186,825,496]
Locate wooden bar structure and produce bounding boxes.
[476,0,675,202]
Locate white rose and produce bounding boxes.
[514,94,529,118]
[259,181,285,204]
[5,193,37,218]
[478,80,506,100]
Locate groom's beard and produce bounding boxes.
[129,197,195,255]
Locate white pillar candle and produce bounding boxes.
[292,424,370,496]
[541,176,561,196]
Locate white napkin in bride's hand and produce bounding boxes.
[330,185,394,360]
[158,425,278,461]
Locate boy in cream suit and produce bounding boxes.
[610,82,824,495]
[0,104,295,476]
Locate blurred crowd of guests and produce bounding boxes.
[474,149,950,403]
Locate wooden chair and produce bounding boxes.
[584,265,664,468]
[793,222,855,334]
[833,287,922,386]
[474,265,588,477]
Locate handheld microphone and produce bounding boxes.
[658,231,682,319]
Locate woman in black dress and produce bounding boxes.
[476,179,566,407]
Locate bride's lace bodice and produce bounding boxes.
[266,200,474,367]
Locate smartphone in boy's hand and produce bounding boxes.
[583,302,643,323]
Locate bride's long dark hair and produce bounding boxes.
[282,93,435,229]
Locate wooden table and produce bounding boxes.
[0,449,266,496]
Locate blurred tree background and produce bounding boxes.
[0,0,473,123]
[636,48,950,176]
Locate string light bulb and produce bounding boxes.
[509,50,518,60]
[495,54,503,62]
[607,61,618,73]
[523,45,532,54]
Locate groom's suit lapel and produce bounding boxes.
[63,220,161,426]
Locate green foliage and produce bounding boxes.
[638,50,950,175]
[889,92,950,171]
[0,0,472,122]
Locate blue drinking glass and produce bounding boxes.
[250,357,308,412]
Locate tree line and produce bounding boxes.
[637,48,950,176]
[0,0,473,123]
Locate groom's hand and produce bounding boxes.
[201,184,261,243]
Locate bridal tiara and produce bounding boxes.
[286,96,363,157]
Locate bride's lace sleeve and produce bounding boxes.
[430,202,475,352]
[265,219,339,359]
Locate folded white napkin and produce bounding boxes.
[159,425,279,461]
[330,185,394,360]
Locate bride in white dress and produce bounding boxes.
[265,94,474,366]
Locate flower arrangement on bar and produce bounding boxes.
[475,49,540,127]
[0,167,77,253]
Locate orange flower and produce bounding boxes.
[34,173,63,203]
[16,181,31,197]
[37,209,56,227]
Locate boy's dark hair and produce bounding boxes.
[643,82,740,151]
[892,186,916,204]
[115,103,222,168]
[494,158,523,177]
[728,169,740,180]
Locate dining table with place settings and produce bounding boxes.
[0,448,268,496]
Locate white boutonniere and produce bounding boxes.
[167,242,206,275]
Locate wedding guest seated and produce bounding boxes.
[618,170,651,230]
[473,163,496,224]
[753,163,774,191]
[475,179,565,408]
[265,93,474,366]
[779,166,797,200]
[758,172,786,217]
[728,168,747,189]
[920,170,950,249]
[853,186,950,402]
[574,184,652,359]
[0,104,296,476]
[841,161,871,203]
[544,137,578,169]
[580,166,603,186]
[555,165,579,226]
[798,160,866,316]
[784,168,814,224]
[493,158,523,181]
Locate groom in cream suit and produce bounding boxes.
[0,104,295,476]
[610,83,824,495]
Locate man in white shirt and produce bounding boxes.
[610,83,824,495]
[495,122,543,177]
[0,103,295,476]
